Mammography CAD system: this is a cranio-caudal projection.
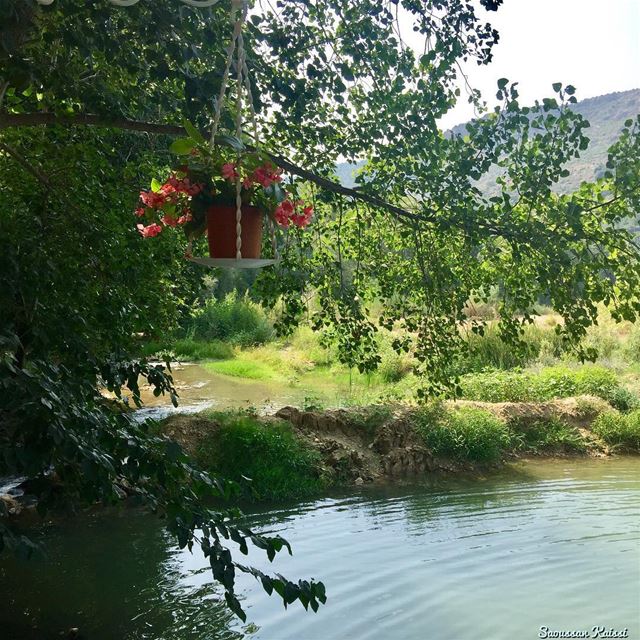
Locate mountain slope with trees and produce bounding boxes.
[337,89,640,195]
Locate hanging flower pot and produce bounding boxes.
[133,127,314,268]
[207,204,263,259]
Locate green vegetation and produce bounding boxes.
[592,411,640,452]
[141,338,233,361]
[511,418,587,454]
[203,358,280,381]
[187,294,273,347]
[195,412,324,501]
[459,365,631,407]
[415,405,512,463]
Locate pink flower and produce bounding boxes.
[243,177,254,189]
[274,198,295,227]
[221,163,238,181]
[140,190,166,209]
[252,163,283,188]
[186,180,204,196]
[162,215,178,228]
[137,223,163,238]
[134,207,146,217]
[165,174,204,196]
[177,211,193,225]
[274,199,313,228]
[293,204,314,228]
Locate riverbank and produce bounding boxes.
[160,397,639,501]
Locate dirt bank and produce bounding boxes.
[162,395,617,487]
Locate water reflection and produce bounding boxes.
[1,458,638,640]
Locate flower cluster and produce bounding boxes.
[220,160,284,190]
[274,198,314,228]
[135,173,203,237]
[135,151,314,240]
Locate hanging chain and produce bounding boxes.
[233,1,248,259]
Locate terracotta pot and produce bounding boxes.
[206,205,263,259]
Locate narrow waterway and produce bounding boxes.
[1,457,638,639]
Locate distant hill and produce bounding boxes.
[337,89,640,195]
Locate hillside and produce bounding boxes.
[337,89,640,196]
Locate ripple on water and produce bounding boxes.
[0,458,638,640]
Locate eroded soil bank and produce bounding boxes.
[161,395,628,488]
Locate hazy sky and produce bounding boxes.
[427,0,640,129]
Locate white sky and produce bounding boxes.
[426,0,640,129]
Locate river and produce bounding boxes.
[1,457,638,639]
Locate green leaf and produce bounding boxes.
[183,119,205,144]
[552,82,562,92]
[169,138,196,155]
[215,134,245,152]
[497,78,509,90]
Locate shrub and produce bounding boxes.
[415,405,511,463]
[592,411,640,452]
[460,365,623,405]
[511,417,587,454]
[461,324,542,373]
[379,353,411,383]
[188,293,273,346]
[459,370,536,402]
[622,324,640,364]
[195,413,324,500]
[604,386,640,412]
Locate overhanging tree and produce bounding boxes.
[1,0,639,621]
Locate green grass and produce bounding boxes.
[139,338,233,361]
[414,404,512,463]
[459,365,638,408]
[592,410,640,452]
[203,359,279,381]
[188,292,273,347]
[510,417,587,454]
[194,411,324,501]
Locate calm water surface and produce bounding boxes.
[1,457,638,640]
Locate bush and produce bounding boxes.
[535,365,617,400]
[459,370,536,402]
[415,405,511,463]
[195,413,324,500]
[188,293,273,346]
[622,324,640,364]
[379,353,411,383]
[460,324,542,373]
[460,365,624,405]
[604,386,640,412]
[511,417,587,454]
[592,411,640,452]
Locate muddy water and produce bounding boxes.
[1,458,638,639]
[133,363,310,422]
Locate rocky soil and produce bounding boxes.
[161,395,614,487]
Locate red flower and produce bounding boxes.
[140,190,166,209]
[177,211,193,225]
[134,207,146,217]
[221,163,238,181]
[252,163,283,188]
[137,223,163,238]
[274,198,313,228]
[162,215,178,228]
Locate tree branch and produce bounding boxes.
[0,111,426,225]
[0,141,50,187]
